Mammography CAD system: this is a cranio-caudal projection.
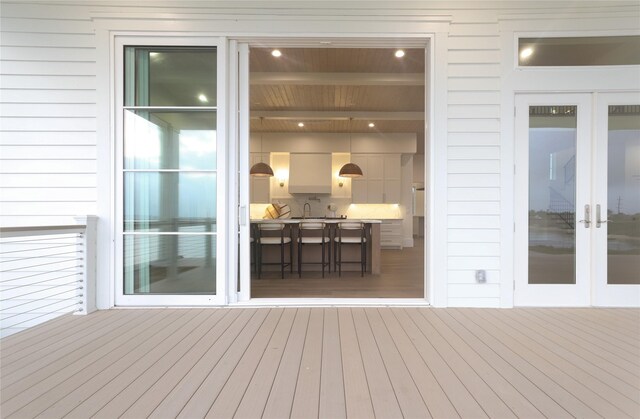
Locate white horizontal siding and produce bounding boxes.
[448,229,500,243]
[448,257,500,270]
[448,132,500,146]
[448,216,500,229]
[0,160,96,173]
[448,160,500,173]
[0,132,97,145]
[1,74,96,89]
[1,117,95,131]
[448,187,500,202]
[445,11,501,307]
[0,46,95,62]
[1,145,95,159]
[0,0,97,232]
[448,202,500,215]
[1,89,96,104]
[0,187,97,202]
[448,270,500,284]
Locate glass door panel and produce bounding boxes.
[528,106,577,284]
[116,41,223,305]
[606,105,640,284]
[515,94,591,306]
[594,93,640,307]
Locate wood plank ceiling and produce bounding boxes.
[249,48,425,134]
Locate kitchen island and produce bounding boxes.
[251,219,381,274]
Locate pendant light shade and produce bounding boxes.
[338,162,363,177]
[250,162,274,177]
[339,117,363,178]
[250,117,274,177]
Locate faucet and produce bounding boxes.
[303,203,311,219]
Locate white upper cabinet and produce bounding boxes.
[351,154,402,203]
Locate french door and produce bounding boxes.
[515,92,640,307]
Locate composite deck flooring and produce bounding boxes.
[0,307,639,418]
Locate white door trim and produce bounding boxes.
[231,35,441,306]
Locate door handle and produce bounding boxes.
[596,204,610,228]
[578,204,591,228]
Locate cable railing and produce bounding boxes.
[0,216,97,338]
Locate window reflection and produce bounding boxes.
[607,105,640,284]
[528,106,577,284]
[124,110,216,170]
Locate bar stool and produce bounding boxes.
[257,222,293,279]
[334,222,367,277]
[297,222,331,278]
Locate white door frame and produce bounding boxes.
[113,35,228,306]
[514,93,593,307]
[229,36,438,306]
[593,91,640,307]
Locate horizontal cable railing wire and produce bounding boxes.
[0,218,96,339]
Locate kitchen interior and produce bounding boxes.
[249,47,426,298]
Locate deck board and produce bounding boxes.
[440,309,570,418]
[1,307,638,419]
[289,308,323,419]
[525,308,640,369]
[260,308,310,419]
[480,309,634,418]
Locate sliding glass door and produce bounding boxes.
[115,38,226,305]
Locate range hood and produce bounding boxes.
[288,153,332,194]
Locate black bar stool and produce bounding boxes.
[297,221,331,277]
[334,222,367,277]
[256,222,293,278]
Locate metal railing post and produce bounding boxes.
[74,215,98,314]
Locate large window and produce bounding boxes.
[123,47,218,295]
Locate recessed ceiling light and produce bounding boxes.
[368,122,375,128]
[395,49,405,58]
[520,47,534,59]
[298,122,304,127]
[198,94,208,103]
[271,49,282,57]
[149,52,159,57]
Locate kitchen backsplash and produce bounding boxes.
[250,198,401,219]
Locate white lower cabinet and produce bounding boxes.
[380,220,403,249]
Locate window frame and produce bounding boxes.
[114,35,228,306]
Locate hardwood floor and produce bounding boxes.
[1,307,638,418]
[251,238,424,298]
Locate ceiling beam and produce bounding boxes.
[250,72,424,86]
[251,111,424,121]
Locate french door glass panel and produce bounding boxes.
[515,94,591,307]
[528,106,577,284]
[123,46,218,296]
[606,105,640,284]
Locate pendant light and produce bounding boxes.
[250,117,274,177]
[339,117,363,178]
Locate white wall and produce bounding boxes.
[1,1,638,308]
[0,2,98,227]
